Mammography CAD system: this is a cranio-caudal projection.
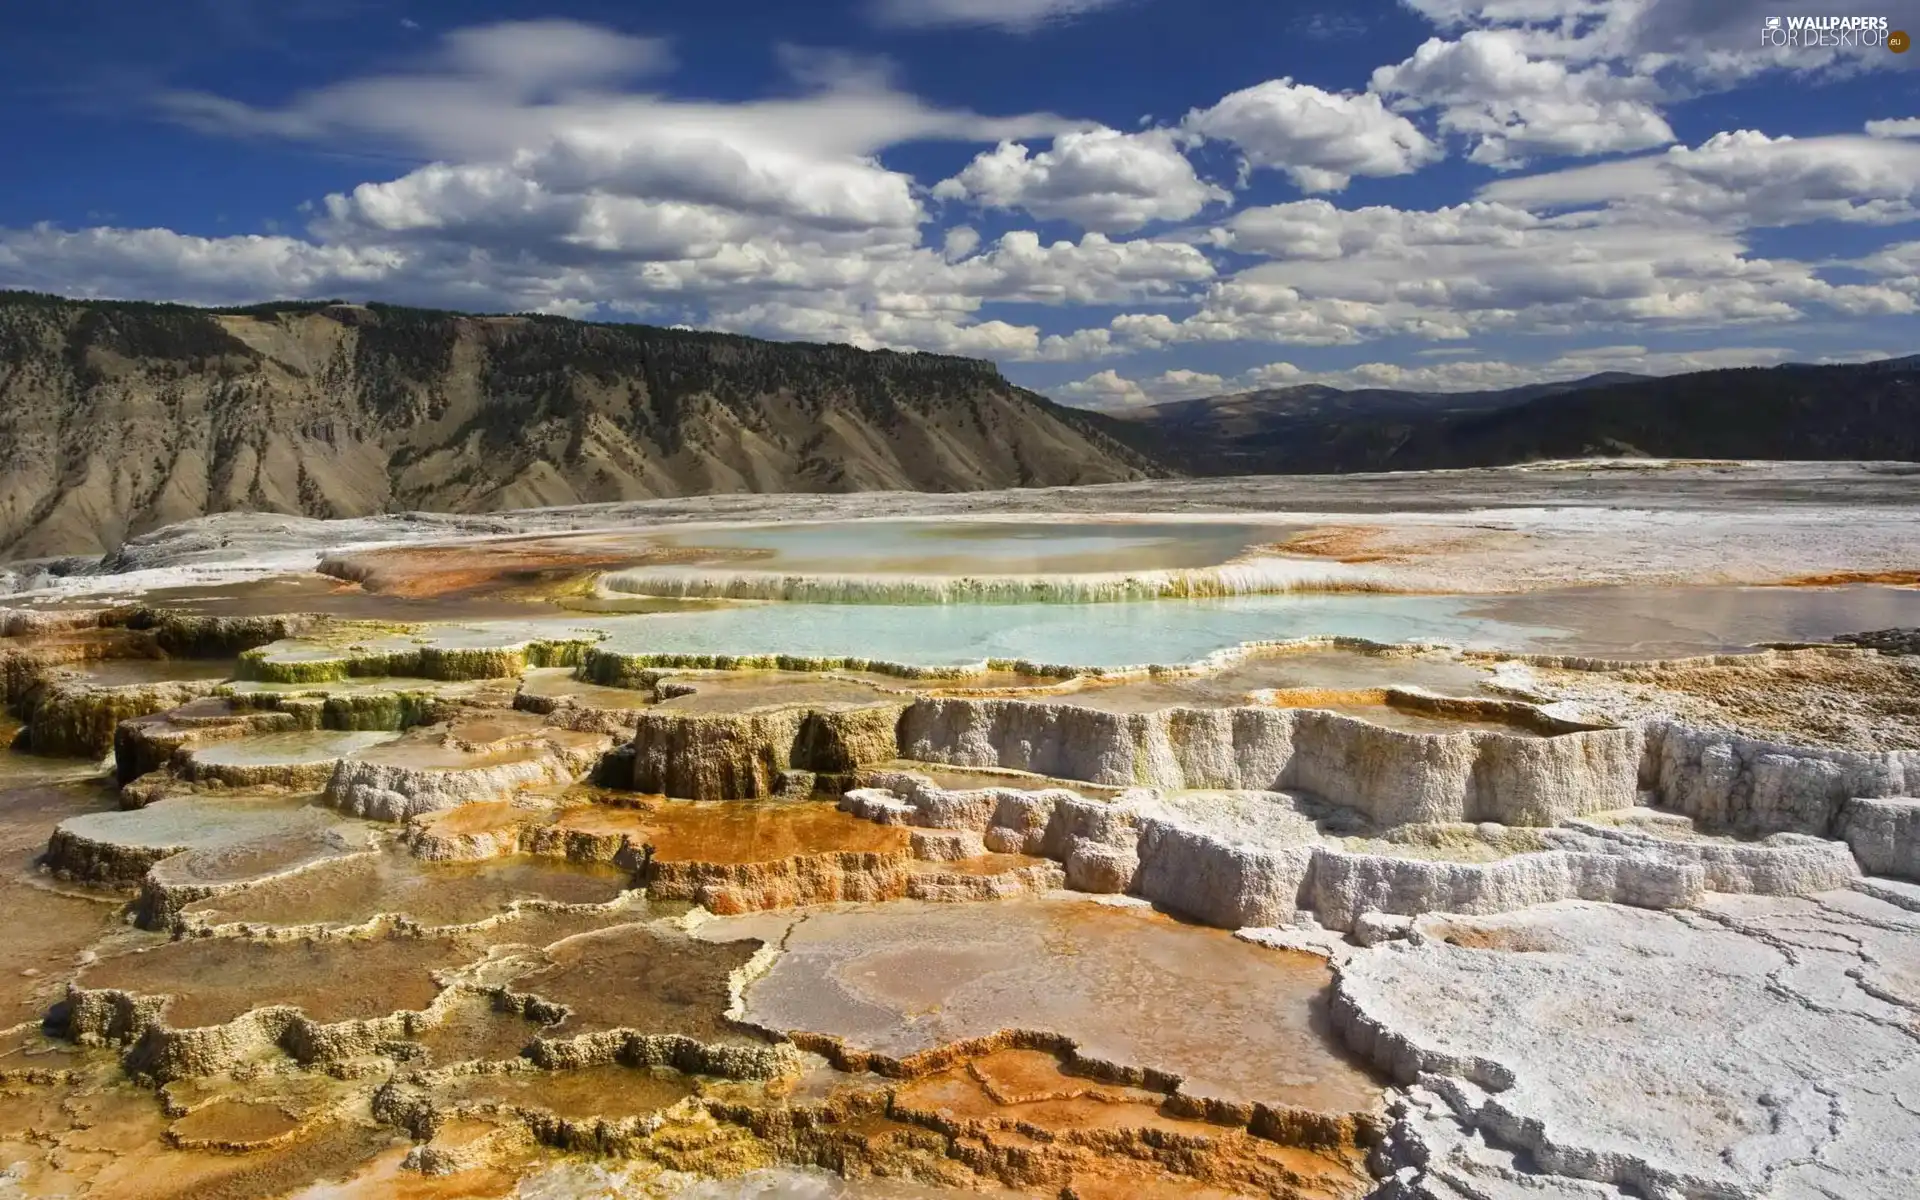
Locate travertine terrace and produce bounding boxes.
[2,463,1918,1197]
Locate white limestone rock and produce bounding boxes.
[325,757,584,821]
[1308,849,1704,932]
[1648,721,1916,836]
[842,770,1873,933]
[1334,896,1920,1199]
[1063,840,1138,894]
[1839,796,1920,880]
[908,829,985,861]
[897,697,1642,827]
[1131,819,1315,928]
[1351,912,1416,948]
[836,786,917,825]
[1234,922,1350,963]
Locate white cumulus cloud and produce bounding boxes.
[934,127,1229,232]
[1052,367,1227,408]
[1865,118,1920,140]
[1184,79,1442,193]
[1101,183,1917,354]
[1371,30,1674,168]
[1481,131,1920,227]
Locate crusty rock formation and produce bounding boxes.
[238,636,597,685]
[230,680,486,734]
[3,608,315,659]
[45,794,362,889]
[1840,796,1920,880]
[113,697,301,785]
[135,611,324,657]
[897,697,1640,824]
[649,852,906,913]
[325,721,611,821]
[645,848,1060,915]
[1649,719,1920,835]
[176,730,405,791]
[1495,646,1920,758]
[397,793,1062,912]
[1836,626,1920,655]
[63,933,471,1081]
[0,606,113,638]
[630,703,906,800]
[78,642,1911,943]
[405,800,560,863]
[1338,896,1920,1199]
[844,769,1861,931]
[137,825,379,929]
[512,689,645,737]
[18,677,220,758]
[2,627,154,704]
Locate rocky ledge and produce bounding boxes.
[1836,625,1920,655]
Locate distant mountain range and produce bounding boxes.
[1099,356,1920,475]
[1,290,1915,560]
[0,292,1155,558]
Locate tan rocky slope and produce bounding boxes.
[0,293,1160,558]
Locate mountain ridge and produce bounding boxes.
[1131,370,1654,425]
[0,292,1158,558]
[1101,357,1920,476]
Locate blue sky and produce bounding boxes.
[1,0,1916,407]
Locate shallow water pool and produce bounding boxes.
[190,729,402,767]
[578,583,1920,667]
[590,592,1561,667]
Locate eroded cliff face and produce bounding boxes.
[0,294,1159,558]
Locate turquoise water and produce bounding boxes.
[591,593,1563,667]
[258,583,1920,671]
[562,583,1920,668]
[650,520,1279,575]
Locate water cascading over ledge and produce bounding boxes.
[597,555,1390,605]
